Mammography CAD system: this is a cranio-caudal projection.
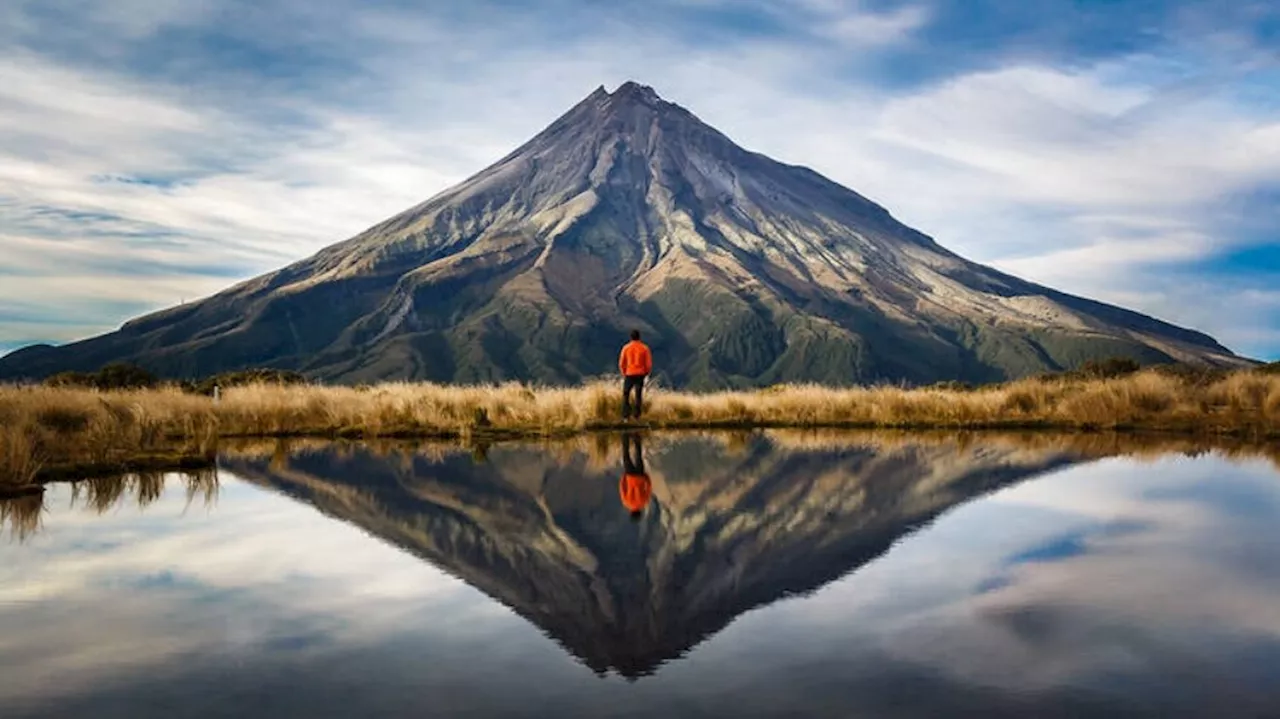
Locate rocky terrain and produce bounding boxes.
[0,82,1244,387]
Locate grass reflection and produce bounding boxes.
[2,469,219,542]
[0,493,43,542]
[222,430,1280,474]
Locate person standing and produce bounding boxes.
[619,433,652,520]
[618,329,652,420]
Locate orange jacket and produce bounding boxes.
[619,473,652,513]
[619,340,652,377]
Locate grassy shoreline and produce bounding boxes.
[2,367,1278,487]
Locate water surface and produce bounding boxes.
[4,432,1280,718]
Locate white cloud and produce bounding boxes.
[825,7,930,45]
[789,0,931,46]
[870,66,1280,208]
[665,0,931,47]
[0,475,510,700]
[691,61,1279,354]
[637,453,1280,707]
[993,231,1214,283]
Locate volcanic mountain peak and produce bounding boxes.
[586,80,666,113]
[0,82,1247,386]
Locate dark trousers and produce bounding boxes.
[622,374,646,419]
[623,433,645,474]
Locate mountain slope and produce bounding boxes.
[222,434,1083,677]
[0,82,1246,387]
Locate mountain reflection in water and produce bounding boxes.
[5,431,1280,719]
[221,431,1085,678]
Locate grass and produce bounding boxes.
[2,367,1280,486]
[9,428,1280,544]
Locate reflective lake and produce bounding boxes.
[4,432,1280,718]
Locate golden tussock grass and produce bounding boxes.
[3,369,1280,485]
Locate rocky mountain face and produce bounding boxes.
[222,433,1082,677]
[0,82,1245,387]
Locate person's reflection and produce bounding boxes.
[619,433,652,521]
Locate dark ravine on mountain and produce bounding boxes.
[222,435,1082,677]
[0,82,1246,388]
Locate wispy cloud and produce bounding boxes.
[808,2,931,47]
[0,475,513,705]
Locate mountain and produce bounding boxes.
[0,82,1246,387]
[222,433,1083,677]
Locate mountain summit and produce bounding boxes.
[0,82,1244,386]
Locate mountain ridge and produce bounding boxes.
[0,81,1247,387]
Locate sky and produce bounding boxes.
[0,0,1277,359]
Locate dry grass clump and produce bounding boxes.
[640,370,1279,434]
[3,368,1279,485]
[0,430,42,489]
[0,385,219,486]
[210,381,618,436]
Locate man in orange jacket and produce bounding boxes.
[618,329,652,420]
[620,433,652,520]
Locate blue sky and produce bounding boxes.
[0,0,1277,359]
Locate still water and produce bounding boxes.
[4,432,1280,718]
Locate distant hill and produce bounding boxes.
[0,82,1246,387]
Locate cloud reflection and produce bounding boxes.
[2,437,1280,717]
